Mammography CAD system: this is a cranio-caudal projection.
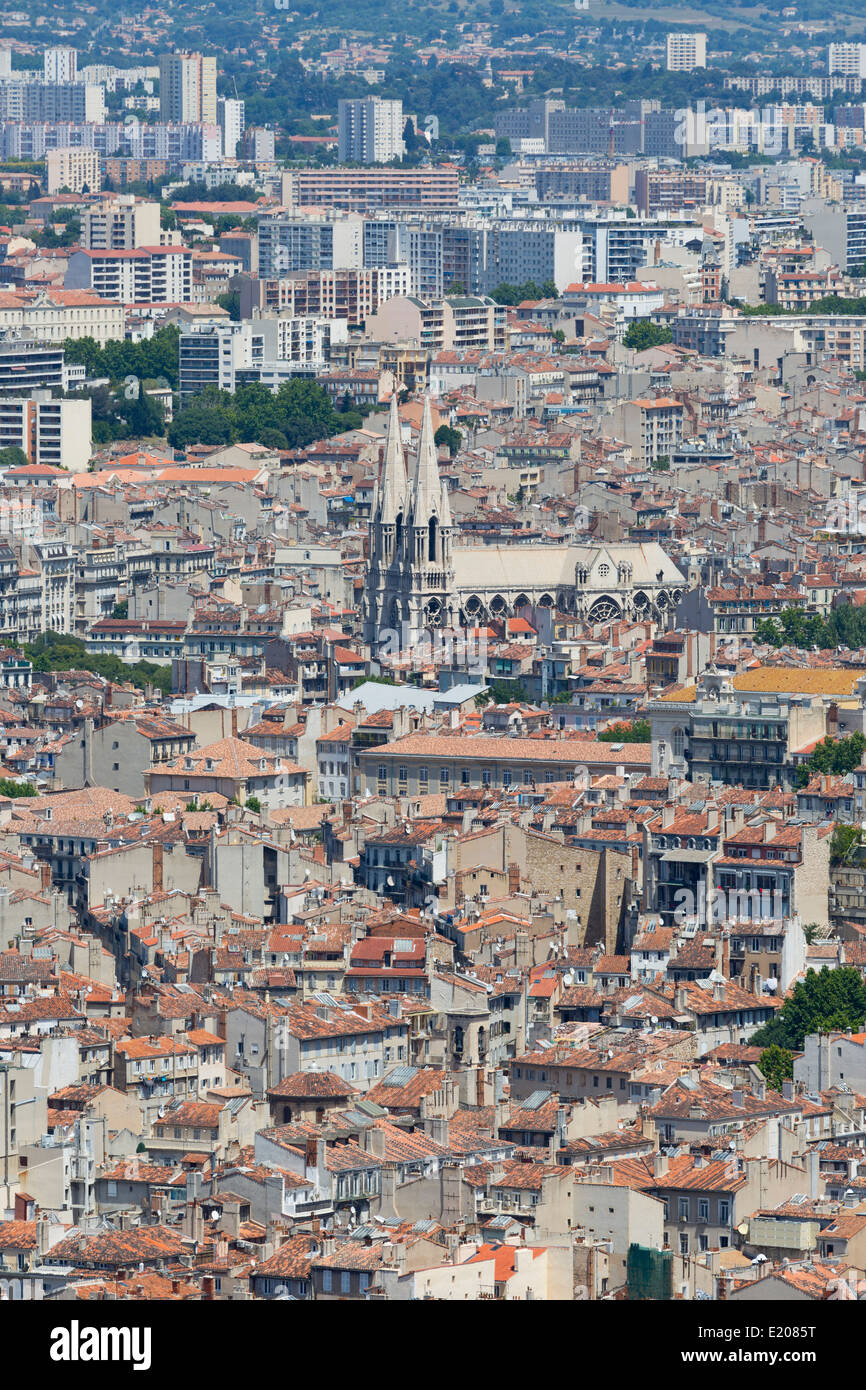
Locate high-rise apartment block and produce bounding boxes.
[158,53,217,125]
[44,46,77,83]
[829,43,866,79]
[338,97,405,164]
[217,97,245,158]
[666,32,707,72]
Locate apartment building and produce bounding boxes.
[635,170,710,216]
[178,316,344,398]
[280,166,460,213]
[217,96,245,158]
[257,213,364,279]
[338,96,404,164]
[365,294,507,353]
[44,45,77,83]
[0,81,105,124]
[829,43,866,79]
[239,265,412,324]
[0,394,91,472]
[45,146,100,194]
[80,195,162,251]
[64,246,193,305]
[355,733,650,796]
[665,33,707,72]
[158,52,217,124]
[602,396,683,466]
[649,674,832,791]
[802,204,866,273]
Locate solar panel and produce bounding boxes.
[382,1065,419,1087]
[521,1089,553,1111]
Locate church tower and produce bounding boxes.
[363,395,456,653]
[363,391,407,646]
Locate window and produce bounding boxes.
[678,1197,689,1221]
[322,1269,333,1292]
[719,1200,730,1224]
[377,764,387,782]
[340,1271,351,1294]
[698,1199,709,1222]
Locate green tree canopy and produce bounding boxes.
[434,424,462,456]
[751,967,866,1051]
[0,445,28,468]
[758,1045,794,1091]
[622,319,674,351]
[795,732,866,787]
[597,719,650,742]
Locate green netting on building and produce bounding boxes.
[627,1243,673,1300]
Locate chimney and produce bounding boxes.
[731,1089,744,1108]
[653,1151,668,1178]
[152,841,164,893]
[231,707,238,739]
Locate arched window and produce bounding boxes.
[672,727,685,758]
[394,512,403,555]
[428,515,438,562]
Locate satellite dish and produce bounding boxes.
[157,1106,166,1119]
[210,1209,220,1222]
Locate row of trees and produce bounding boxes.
[167,380,365,452]
[62,327,180,391]
[755,603,866,651]
[25,631,172,697]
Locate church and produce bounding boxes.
[363,395,687,652]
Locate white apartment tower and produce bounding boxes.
[217,97,245,158]
[666,32,707,72]
[338,97,405,164]
[159,52,217,124]
[44,46,77,83]
[829,43,866,78]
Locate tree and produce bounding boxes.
[111,600,128,619]
[245,796,262,813]
[622,319,674,351]
[0,777,36,798]
[831,824,863,865]
[758,1045,794,1091]
[796,732,866,787]
[477,679,528,705]
[0,445,28,468]
[489,279,558,306]
[434,424,462,455]
[598,719,650,743]
[217,290,241,321]
[750,967,866,1051]
[495,137,511,157]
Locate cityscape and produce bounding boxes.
[2,0,866,1336]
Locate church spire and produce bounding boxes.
[410,395,442,523]
[377,391,406,524]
